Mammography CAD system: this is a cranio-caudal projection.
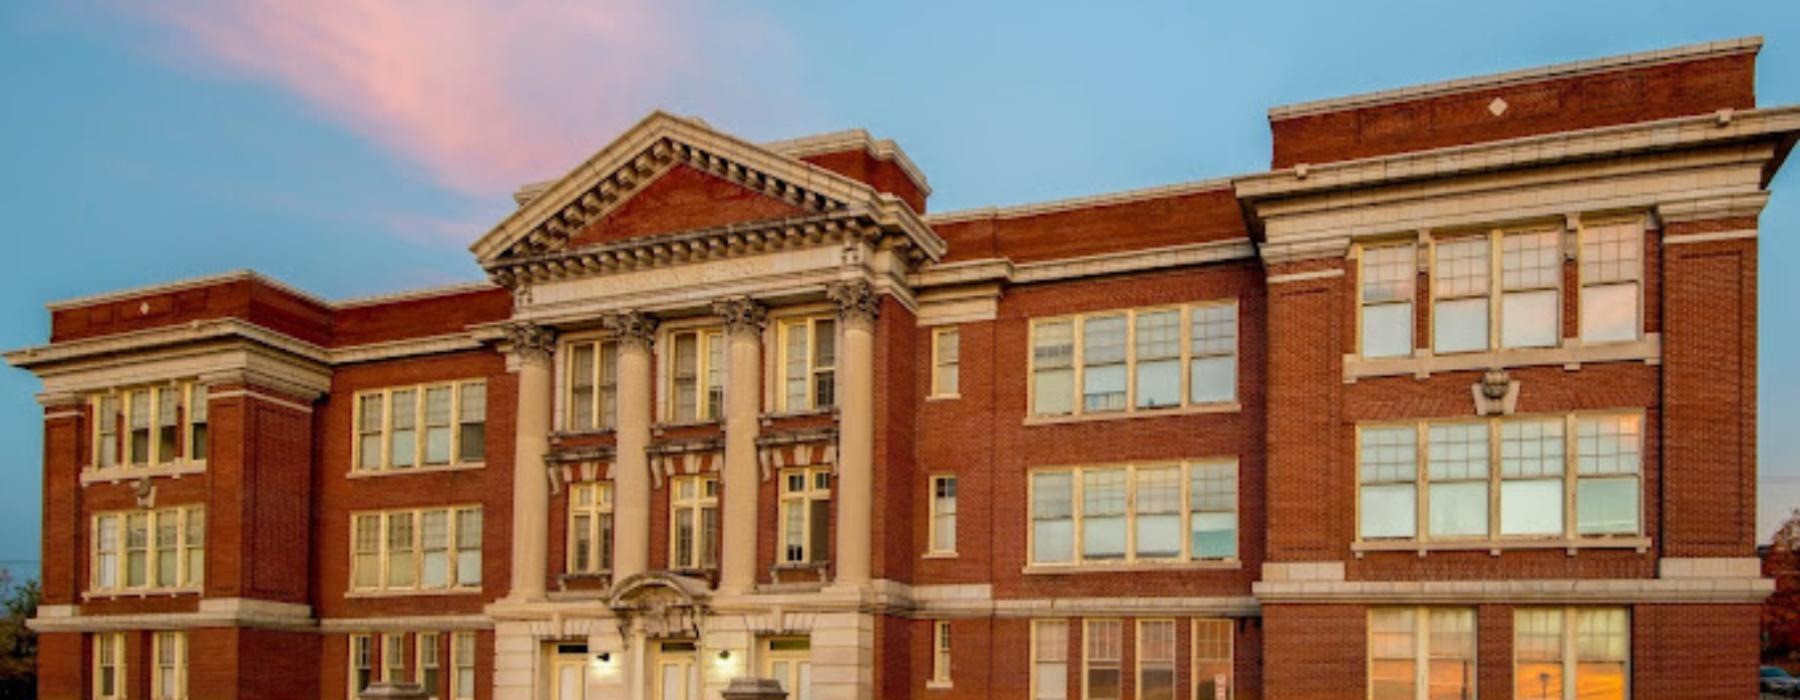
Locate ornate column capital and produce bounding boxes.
[826,280,880,328]
[604,311,660,352]
[503,322,558,366]
[711,297,768,338]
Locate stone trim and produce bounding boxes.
[826,280,880,327]
[1266,268,1345,284]
[1344,334,1661,381]
[27,598,316,633]
[1659,557,1762,579]
[1254,577,1773,604]
[926,177,1234,224]
[711,297,769,338]
[604,311,659,352]
[43,269,331,313]
[502,322,558,365]
[329,333,486,365]
[1656,191,1771,223]
[908,240,1255,291]
[1662,229,1758,245]
[763,128,932,197]
[318,614,494,632]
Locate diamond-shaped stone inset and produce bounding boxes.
[1488,97,1509,117]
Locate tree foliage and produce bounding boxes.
[1766,509,1800,661]
[0,569,37,699]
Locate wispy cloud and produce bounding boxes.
[110,0,807,197]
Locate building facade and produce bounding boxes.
[8,37,1794,700]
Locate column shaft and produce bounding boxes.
[828,282,878,586]
[609,312,657,580]
[715,298,766,594]
[505,324,555,601]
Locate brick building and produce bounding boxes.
[7,36,1793,700]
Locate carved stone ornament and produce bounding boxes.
[1472,368,1520,416]
[825,280,880,327]
[132,477,156,509]
[712,297,768,338]
[504,322,558,364]
[605,311,660,351]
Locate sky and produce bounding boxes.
[2,1,1799,583]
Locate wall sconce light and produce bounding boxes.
[594,652,612,664]
[717,650,732,662]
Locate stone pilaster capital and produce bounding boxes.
[604,311,660,352]
[826,280,880,328]
[711,297,768,338]
[503,322,559,366]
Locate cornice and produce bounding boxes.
[1254,577,1773,605]
[28,598,316,633]
[763,128,932,197]
[44,269,332,313]
[926,177,1235,225]
[908,239,1254,290]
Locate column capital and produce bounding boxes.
[826,280,880,328]
[711,296,768,338]
[604,311,659,352]
[502,322,558,366]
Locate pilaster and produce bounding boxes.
[713,297,767,595]
[607,311,659,580]
[826,281,878,587]
[504,322,557,602]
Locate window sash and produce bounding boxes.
[670,476,719,570]
[568,482,614,574]
[1030,302,1238,418]
[1137,620,1177,700]
[94,632,125,700]
[92,382,209,470]
[1369,608,1475,700]
[452,632,477,700]
[933,327,961,397]
[351,507,483,592]
[354,380,487,473]
[779,318,837,412]
[778,467,831,564]
[1513,607,1629,700]
[1360,243,1416,359]
[1085,620,1124,700]
[932,621,953,683]
[929,475,958,554]
[1192,619,1233,700]
[1029,461,1238,566]
[91,507,203,593]
[1577,221,1643,344]
[1033,620,1070,700]
[152,631,187,700]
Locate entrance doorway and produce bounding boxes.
[549,643,589,700]
[652,641,700,700]
[763,638,812,700]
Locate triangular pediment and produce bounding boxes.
[470,111,898,265]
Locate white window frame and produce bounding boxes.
[1578,218,1645,345]
[350,633,374,699]
[152,630,188,700]
[1027,460,1239,568]
[668,474,720,572]
[777,316,838,413]
[383,632,406,684]
[931,327,961,398]
[663,328,726,423]
[452,632,477,700]
[1135,619,1176,700]
[927,474,958,557]
[93,631,126,700]
[418,631,442,700]
[351,379,487,474]
[1358,241,1418,359]
[89,381,208,472]
[567,482,614,575]
[1032,619,1070,700]
[930,620,953,688]
[1192,619,1234,700]
[1028,302,1239,419]
[778,467,832,565]
[1366,607,1476,700]
[348,506,483,594]
[1354,412,1645,546]
[90,505,204,594]
[562,338,620,432]
[1083,619,1123,700]
[1513,607,1631,700]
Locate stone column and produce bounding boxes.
[504,322,557,601]
[713,297,767,595]
[826,281,878,587]
[607,311,658,579]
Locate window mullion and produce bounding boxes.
[1416,423,1429,543]
[1124,310,1137,413]
[1415,608,1430,700]
[379,391,393,472]
[1564,415,1577,541]
[1072,467,1085,565]
[450,382,462,466]
[1071,317,1086,417]
[1488,231,1502,351]
[1489,417,1502,540]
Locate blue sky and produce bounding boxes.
[3,1,1799,583]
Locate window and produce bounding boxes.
[419,632,441,700]
[564,339,619,431]
[384,633,406,683]
[1501,229,1562,349]
[1031,303,1238,418]
[1084,619,1123,700]
[1433,236,1490,354]
[931,621,952,686]
[452,632,477,700]
[1360,243,1416,358]
[1137,620,1176,700]
[928,476,957,555]
[1193,620,1233,700]
[764,638,813,700]
[1368,608,1474,700]
[90,381,208,470]
[1357,413,1643,544]
[779,317,836,412]
[153,631,188,700]
[1580,221,1643,344]
[932,328,961,398]
[353,380,487,472]
[1033,620,1070,700]
[568,482,614,574]
[350,634,374,698]
[666,329,725,422]
[779,467,831,565]
[1030,461,1237,566]
[669,475,719,571]
[90,506,203,593]
[1515,608,1628,700]
[350,507,482,593]
[94,632,125,700]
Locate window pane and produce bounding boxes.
[457,510,483,586]
[1500,480,1564,536]
[784,324,809,409]
[1361,484,1417,539]
[387,513,414,587]
[1032,473,1073,563]
[1033,321,1075,415]
[1081,470,1126,560]
[1434,297,1489,353]
[1189,355,1235,404]
[1082,315,1127,412]
[570,344,596,429]
[1363,245,1416,303]
[1362,302,1414,358]
[1082,364,1126,412]
[1502,289,1559,349]
[1369,609,1416,700]
[1515,609,1564,700]
[1576,416,1640,476]
[1502,231,1560,289]
[459,383,486,463]
[1135,359,1181,409]
[1190,462,1237,559]
[1134,311,1180,361]
[425,387,452,465]
[1429,482,1489,538]
[1033,369,1074,416]
[1190,304,1237,356]
[390,390,417,468]
[421,510,449,587]
[1134,468,1181,558]
[1577,478,1639,535]
[1435,237,1490,297]
[359,394,384,470]
[1428,423,1490,480]
[1581,282,1639,344]
[1501,420,1565,478]
[1429,609,1476,700]
[1575,608,1628,700]
[1581,223,1642,284]
[674,333,698,422]
[1361,427,1418,483]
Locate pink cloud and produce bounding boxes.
[112,0,806,197]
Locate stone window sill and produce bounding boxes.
[926,680,953,691]
[1352,536,1652,557]
[925,394,961,402]
[1023,559,1241,575]
[344,587,483,599]
[1343,335,1660,382]
[344,463,485,479]
[80,462,207,486]
[1023,402,1241,427]
[82,587,201,601]
[922,552,959,560]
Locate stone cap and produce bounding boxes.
[361,682,428,700]
[721,677,789,700]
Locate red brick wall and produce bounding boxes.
[1270,51,1757,167]
[1635,604,1760,698]
[40,408,81,607]
[1262,604,1365,699]
[49,277,334,345]
[331,287,513,347]
[1263,259,1350,562]
[914,316,995,584]
[568,165,807,248]
[36,632,82,700]
[800,149,928,213]
[935,187,1247,265]
[875,298,919,583]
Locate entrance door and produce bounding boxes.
[653,642,700,700]
[763,638,812,700]
[550,643,589,700]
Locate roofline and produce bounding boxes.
[763,128,934,197]
[1268,36,1763,120]
[925,176,1237,225]
[42,270,497,313]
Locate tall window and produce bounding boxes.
[90,381,208,470]
[1515,608,1628,700]
[1084,619,1123,700]
[1360,243,1416,358]
[1501,229,1562,349]
[418,632,441,700]
[568,482,614,574]
[384,633,406,684]
[1192,620,1233,700]
[1433,236,1490,354]
[669,475,719,571]
[1030,461,1236,566]
[353,380,487,472]
[565,339,619,431]
[932,328,961,398]
[931,621,953,686]
[667,329,725,422]
[779,317,837,412]
[1358,414,1642,543]
[1033,620,1070,700]
[452,632,477,700]
[779,467,831,565]
[91,506,203,592]
[350,634,374,698]
[350,507,482,593]
[1579,221,1643,344]
[94,632,125,700]
[153,631,188,700]
[928,475,958,555]
[1137,620,1176,700]
[1031,303,1238,417]
[1368,608,1475,700]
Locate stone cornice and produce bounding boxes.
[925,177,1235,225]
[763,128,932,197]
[1253,577,1773,605]
[907,239,1256,290]
[1655,191,1772,223]
[28,598,316,633]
